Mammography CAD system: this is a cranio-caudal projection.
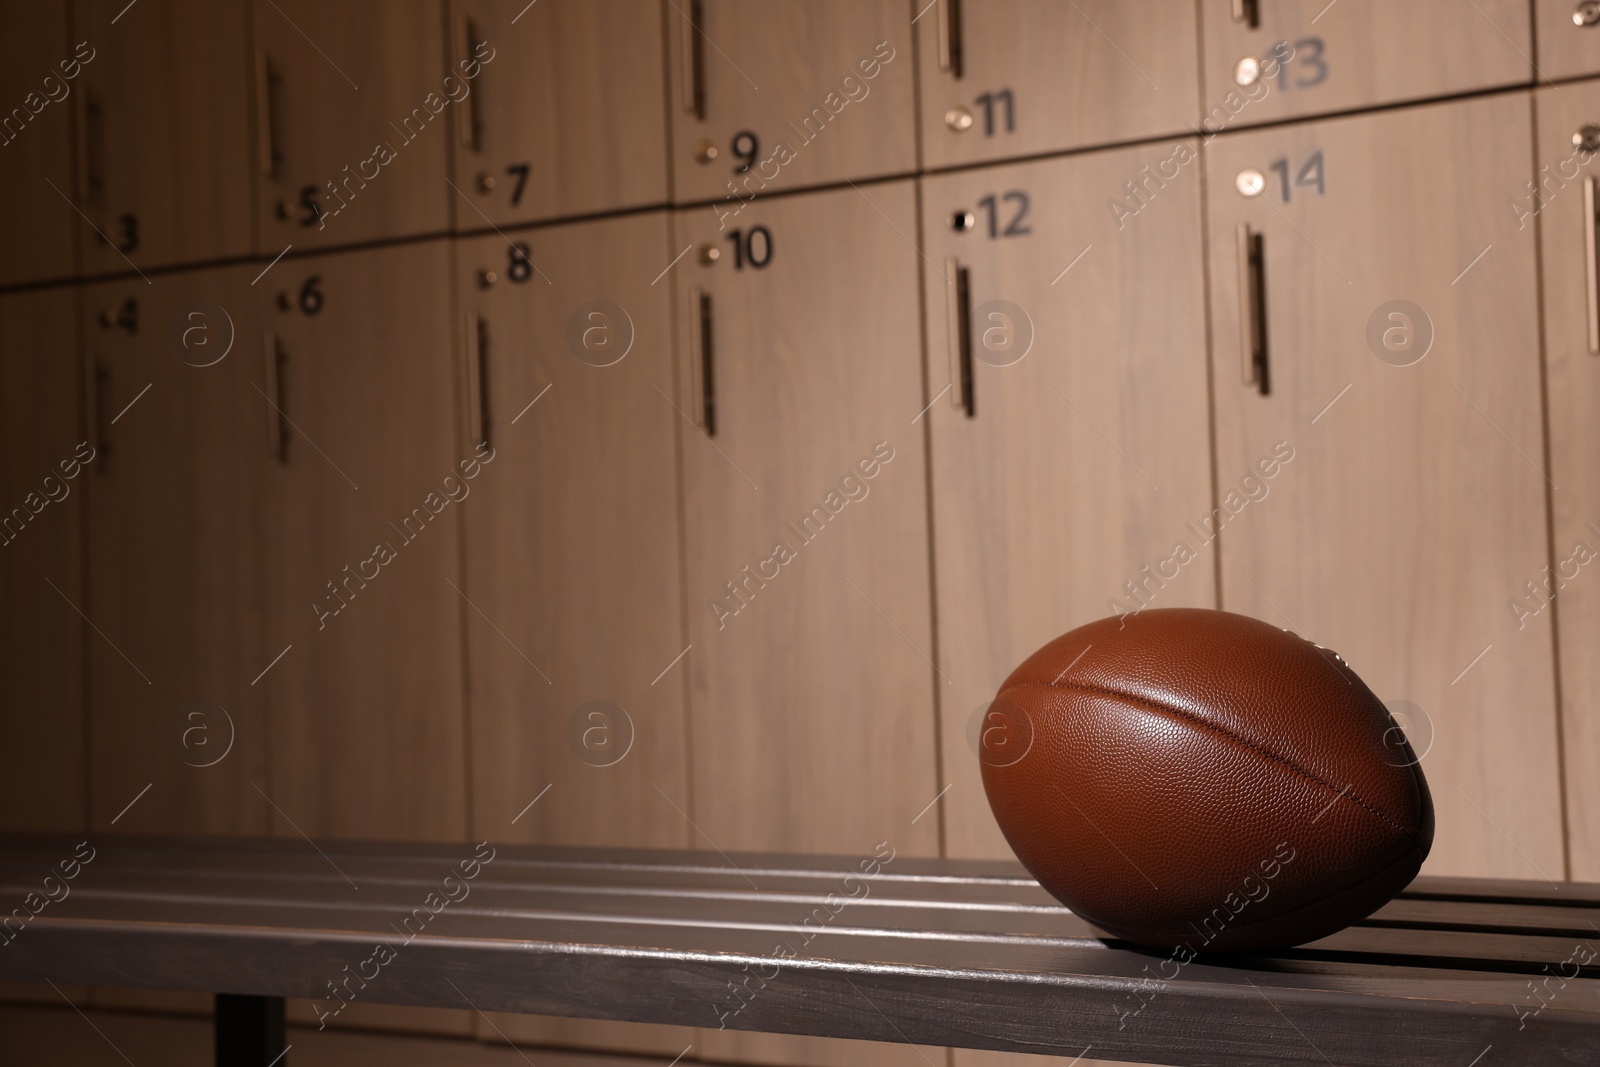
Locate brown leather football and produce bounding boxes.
[979,608,1433,952]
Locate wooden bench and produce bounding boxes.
[1,835,1596,1066]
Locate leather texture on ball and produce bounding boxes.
[979,608,1433,952]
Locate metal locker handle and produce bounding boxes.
[695,288,716,435]
[1586,177,1599,354]
[86,357,108,473]
[457,14,482,151]
[937,0,963,77]
[471,314,492,448]
[681,0,705,119]
[82,91,106,204]
[263,331,288,462]
[1232,0,1260,27]
[254,49,278,178]
[1237,223,1268,393]
[945,257,974,417]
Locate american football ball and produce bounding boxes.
[979,608,1433,952]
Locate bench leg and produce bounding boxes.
[215,994,286,1067]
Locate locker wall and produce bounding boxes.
[0,3,1592,1066]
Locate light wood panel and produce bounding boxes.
[675,181,940,855]
[0,1,77,287]
[448,0,668,228]
[0,287,85,833]
[675,180,940,1067]
[916,0,1199,170]
[455,213,696,1056]
[1205,93,1564,880]
[83,268,268,837]
[666,0,916,205]
[72,0,254,273]
[260,240,468,845]
[920,143,1215,862]
[1199,0,1530,129]
[1533,82,1600,880]
[1535,0,1600,81]
[252,0,450,250]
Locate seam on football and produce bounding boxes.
[999,680,1419,842]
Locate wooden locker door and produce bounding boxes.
[83,267,269,838]
[1205,94,1564,880]
[253,0,450,250]
[675,182,941,1067]
[916,1,1199,169]
[260,240,467,842]
[665,0,916,204]
[0,287,86,833]
[0,1,77,287]
[1199,0,1530,129]
[1536,0,1600,80]
[72,0,254,273]
[920,144,1215,864]
[454,216,696,1057]
[1534,84,1600,880]
[448,0,669,227]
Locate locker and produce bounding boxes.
[1535,0,1600,80]
[258,240,468,844]
[675,180,940,1067]
[448,0,669,227]
[1533,83,1600,880]
[0,2,78,287]
[83,267,269,836]
[1205,93,1563,879]
[73,0,255,272]
[252,0,451,250]
[665,0,916,205]
[0,287,86,833]
[920,143,1215,864]
[454,215,697,1057]
[916,0,1200,169]
[1199,0,1530,129]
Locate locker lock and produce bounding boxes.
[1576,125,1600,153]
[478,269,498,289]
[274,199,295,220]
[694,139,719,164]
[1576,1,1600,27]
[1235,169,1266,198]
[476,171,497,193]
[1234,56,1261,87]
[951,209,976,232]
[944,106,974,133]
[698,244,721,265]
